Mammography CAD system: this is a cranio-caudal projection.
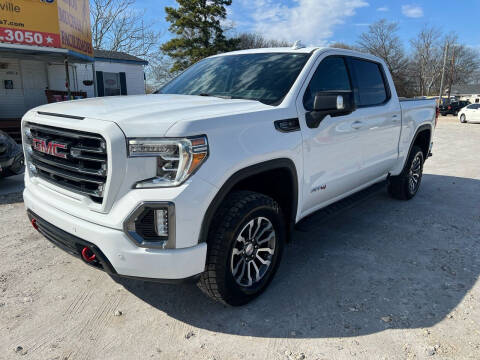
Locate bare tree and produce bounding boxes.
[90,0,161,59]
[234,33,290,50]
[329,42,356,50]
[150,56,178,89]
[472,70,480,84]
[443,35,480,98]
[410,26,443,96]
[357,19,412,96]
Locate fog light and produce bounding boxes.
[154,209,168,236]
[124,202,175,248]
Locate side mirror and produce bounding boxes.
[306,91,356,128]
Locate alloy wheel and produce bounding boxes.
[408,153,423,194]
[230,217,276,287]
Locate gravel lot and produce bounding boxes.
[1,115,479,360]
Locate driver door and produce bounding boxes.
[297,55,366,216]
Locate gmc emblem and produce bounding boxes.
[32,138,68,159]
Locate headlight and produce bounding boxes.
[128,135,208,188]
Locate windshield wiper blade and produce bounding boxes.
[198,93,232,99]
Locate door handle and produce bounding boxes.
[351,120,363,129]
[392,114,400,122]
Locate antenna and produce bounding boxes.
[292,40,305,50]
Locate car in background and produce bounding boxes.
[0,131,25,178]
[439,100,470,116]
[458,103,480,123]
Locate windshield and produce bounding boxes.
[156,53,311,105]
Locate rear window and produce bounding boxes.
[349,59,389,107]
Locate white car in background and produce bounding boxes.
[458,103,480,123]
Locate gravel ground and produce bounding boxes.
[0,116,479,360]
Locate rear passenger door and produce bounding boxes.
[346,58,402,179]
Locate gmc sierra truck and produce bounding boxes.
[22,46,436,305]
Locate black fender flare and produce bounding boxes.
[198,158,299,244]
[402,123,432,170]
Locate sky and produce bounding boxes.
[136,0,480,51]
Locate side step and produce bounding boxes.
[295,181,386,232]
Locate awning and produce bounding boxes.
[0,43,93,63]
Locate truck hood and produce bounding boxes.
[34,94,271,136]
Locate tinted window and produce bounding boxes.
[303,57,351,110]
[350,59,388,106]
[157,53,310,105]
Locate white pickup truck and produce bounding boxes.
[22,46,436,305]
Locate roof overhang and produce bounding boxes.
[0,43,94,63]
[94,56,148,66]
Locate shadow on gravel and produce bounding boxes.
[117,174,480,338]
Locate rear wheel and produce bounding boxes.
[460,114,467,123]
[388,146,424,200]
[198,191,285,305]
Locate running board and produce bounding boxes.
[295,181,387,232]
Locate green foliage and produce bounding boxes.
[161,0,239,72]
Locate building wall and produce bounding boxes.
[0,58,48,119]
[458,94,480,103]
[77,61,146,97]
[0,57,146,119]
[0,58,24,118]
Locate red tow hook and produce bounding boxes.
[81,247,96,263]
[31,218,39,231]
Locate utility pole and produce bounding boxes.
[446,45,456,100]
[438,40,449,105]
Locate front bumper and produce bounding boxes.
[24,187,207,280]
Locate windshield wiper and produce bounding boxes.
[198,93,232,99]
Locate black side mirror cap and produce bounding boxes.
[306,91,356,128]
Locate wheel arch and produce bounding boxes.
[405,124,432,166]
[198,158,299,244]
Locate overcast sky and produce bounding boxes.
[136,0,480,50]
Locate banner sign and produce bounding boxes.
[57,0,93,57]
[0,0,93,59]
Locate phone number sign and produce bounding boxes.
[0,27,61,47]
[0,0,93,57]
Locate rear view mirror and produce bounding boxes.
[307,91,356,128]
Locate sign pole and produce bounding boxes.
[64,57,71,100]
[92,62,97,97]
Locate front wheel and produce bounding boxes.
[388,146,424,200]
[460,114,467,123]
[198,191,285,305]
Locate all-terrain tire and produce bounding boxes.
[198,191,286,306]
[388,145,424,200]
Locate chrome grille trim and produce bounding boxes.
[25,122,108,203]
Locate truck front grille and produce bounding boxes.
[25,122,108,203]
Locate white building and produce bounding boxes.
[0,47,147,140]
[448,84,480,104]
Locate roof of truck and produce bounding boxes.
[213,47,323,56]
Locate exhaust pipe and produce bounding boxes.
[81,247,96,263]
